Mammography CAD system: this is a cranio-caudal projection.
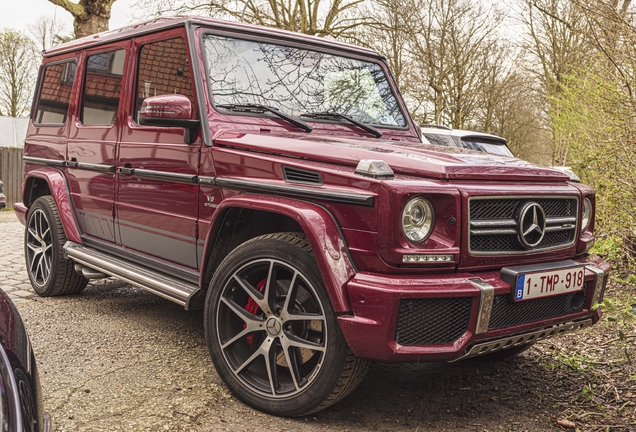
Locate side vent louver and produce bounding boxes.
[282,166,323,185]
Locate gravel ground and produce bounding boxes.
[15,287,561,432]
[1,210,634,431]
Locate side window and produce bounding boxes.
[423,133,455,147]
[34,61,76,125]
[136,38,193,122]
[81,49,125,125]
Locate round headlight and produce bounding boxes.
[402,197,434,243]
[581,197,593,231]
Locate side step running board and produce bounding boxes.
[64,242,204,310]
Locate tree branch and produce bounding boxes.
[47,0,84,18]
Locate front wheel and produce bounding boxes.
[204,233,369,416]
[24,196,88,296]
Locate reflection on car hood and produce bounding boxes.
[213,131,569,182]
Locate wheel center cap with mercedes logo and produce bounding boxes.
[517,202,546,248]
[266,317,282,336]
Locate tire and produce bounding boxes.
[24,196,88,296]
[204,232,369,417]
[465,342,534,362]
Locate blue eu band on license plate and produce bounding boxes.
[515,275,526,301]
[514,266,585,301]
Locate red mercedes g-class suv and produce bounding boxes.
[17,17,609,416]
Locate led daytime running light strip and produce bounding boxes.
[403,254,454,263]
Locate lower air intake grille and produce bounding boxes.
[488,283,588,330]
[395,298,472,345]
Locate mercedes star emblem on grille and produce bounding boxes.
[518,202,546,248]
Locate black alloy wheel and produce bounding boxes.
[204,232,369,416]
[24,196,88,296]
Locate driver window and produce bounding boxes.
[135,37,194,122]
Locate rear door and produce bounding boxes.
[28,56,77,171]
[67,43,128,243]
[115,29,201,268]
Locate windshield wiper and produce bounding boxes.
[300,111,383,138]
[216,103,313,133]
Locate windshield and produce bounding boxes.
[203,35,407,127]
[461,138,513,157]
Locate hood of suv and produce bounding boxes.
[213,131,568,182]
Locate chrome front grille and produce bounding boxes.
[469,196,578,254]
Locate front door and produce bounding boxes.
[115,29,201,268]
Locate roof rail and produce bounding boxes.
[420,124,452,131]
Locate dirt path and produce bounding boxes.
[12,279,635,431]
[14,284,549,431]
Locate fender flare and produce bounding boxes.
[200,194,357,312]
[22,168,82,244]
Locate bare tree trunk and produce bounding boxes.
[48,0,116,38]
[73,14,110,38]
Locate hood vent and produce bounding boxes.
[282,166,323,185]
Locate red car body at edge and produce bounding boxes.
[16,17,610,417]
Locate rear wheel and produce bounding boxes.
[24,196,88,296]
[204,232,369,416]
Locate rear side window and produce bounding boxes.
[81,49,125,125]
[462,138,514,157]
[423,133,456,147]
[135,37,193,122]
[34,61,76,125]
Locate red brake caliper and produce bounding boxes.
[245,279,266,348]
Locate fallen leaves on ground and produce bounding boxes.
[532,274,635,431]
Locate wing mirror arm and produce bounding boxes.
[182,120,200,145]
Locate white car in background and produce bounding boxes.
[419,124,514,156]
[419,124,580,182]
[0,180,6,209]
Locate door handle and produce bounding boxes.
[118,164,134,175]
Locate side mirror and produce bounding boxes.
[139,94,200,144]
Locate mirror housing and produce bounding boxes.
[139,94,200,144]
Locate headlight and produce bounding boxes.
[581,198,593,231]
[401,197,434,243]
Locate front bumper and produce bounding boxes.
[338,254,610,363]
[14,202,27,225]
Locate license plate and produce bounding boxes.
[514,266,585,301]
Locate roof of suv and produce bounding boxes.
[44,16,383,59]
